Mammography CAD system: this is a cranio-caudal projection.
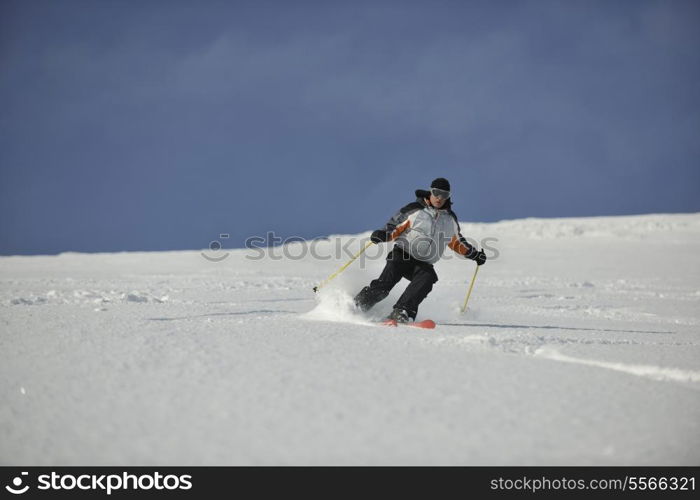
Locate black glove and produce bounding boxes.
[370,229,388,244]
[466,246,487,266]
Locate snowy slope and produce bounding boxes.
[1,213,699,465]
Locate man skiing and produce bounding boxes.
[354,178,486,323]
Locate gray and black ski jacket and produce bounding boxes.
[379,190,474,265]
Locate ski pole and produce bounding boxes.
[313,240,374,293]
[460,264,480,314]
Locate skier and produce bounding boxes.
[354,178,486,323]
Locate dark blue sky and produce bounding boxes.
[1,0,699,255]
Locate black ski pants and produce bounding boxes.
[354,247,438,319]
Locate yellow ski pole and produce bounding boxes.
[460,264,480,314]
[313,240,374,293]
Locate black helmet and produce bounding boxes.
[430,177,451,199]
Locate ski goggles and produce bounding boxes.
[430,187,451,200]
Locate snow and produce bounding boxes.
[1,213,699,465]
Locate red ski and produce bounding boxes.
[381,319,436,329]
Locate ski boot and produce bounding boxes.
[386,308,410,324]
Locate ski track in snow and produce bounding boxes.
[1,213,700,465]
[533,347,700,384]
